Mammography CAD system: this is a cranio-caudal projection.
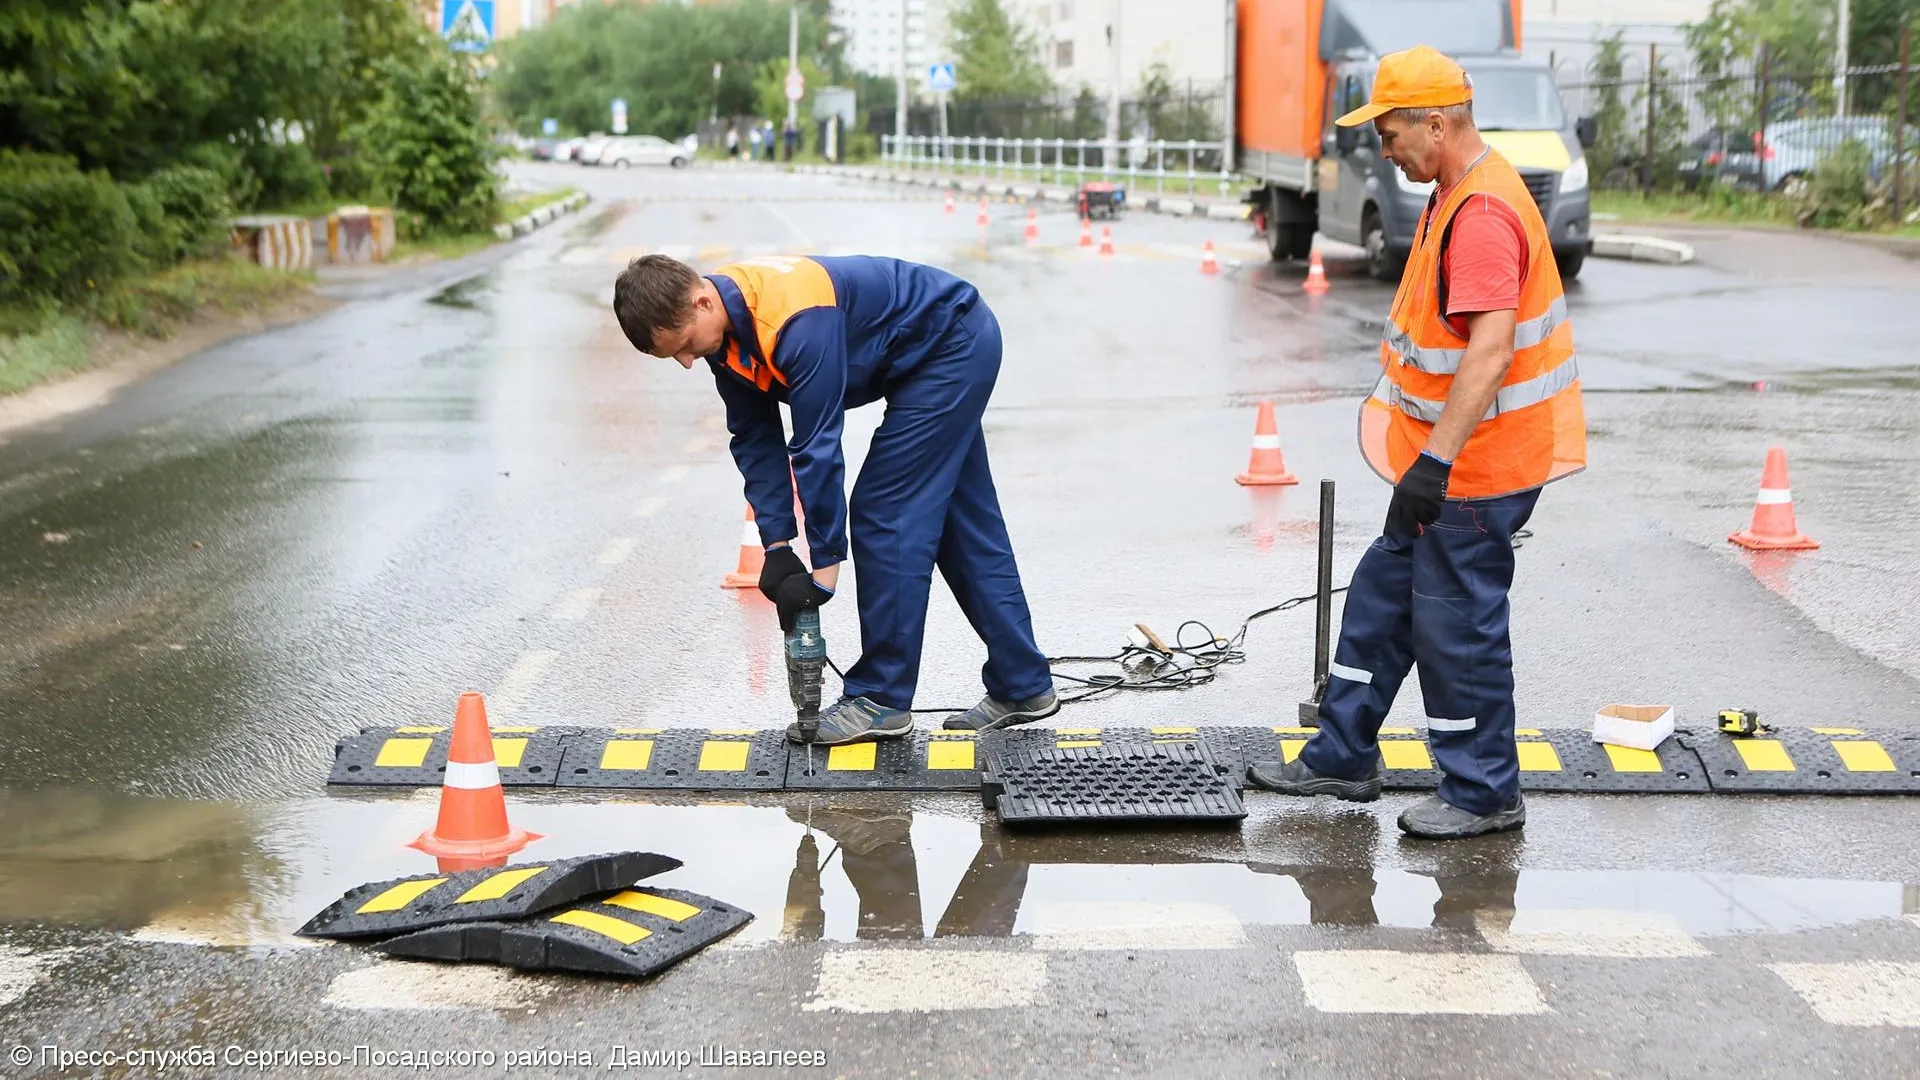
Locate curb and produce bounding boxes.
[499,190,593,244]
[1590,232,1696,265]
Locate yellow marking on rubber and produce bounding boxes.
[455,867,547,903]
[615,728,663,735]
[1151,727,1197,734]
[1833,740,1896,772]
[604,891,701,922]
[928,730,975,739]
[1734,739,1795,772]
[1517,742,1563,772]
[1281,739,1306,763]
[1378,727,1418,736]
[491,738,527,768]
[600,740,653,771]
[828,743,877,771]
[1603,745,1663,772]
[551,909,650,945]
[355,878,446,914]
[1812,727,1863,736]
[1056,728,1103,736]
[393,726,444,734]
[708,729,758,736]
[927,741,975,770]
[1379,741,1432,770]
[374,738,432,768]
[1514,729,1542,737]
[698,741,750,771]
[1056,739,1102,749]
[493,726,540,734]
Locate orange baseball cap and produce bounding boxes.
[1335,45,1474,127]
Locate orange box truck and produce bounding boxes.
[1232,0,1595,279]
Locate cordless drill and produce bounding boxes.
[785,608,826,742]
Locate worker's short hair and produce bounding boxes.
[1387,102,1475,129]
[613,254,702,355]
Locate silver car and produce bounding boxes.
[1737,117,1919,196]
[598,136,690,169]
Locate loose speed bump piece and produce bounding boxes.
[328,725,575,787]
[981,741,1246,826]
[1681,729,1920,794]
[296,852,679,940]
[373,887,752,979]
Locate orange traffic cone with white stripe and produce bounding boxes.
[943,191,955,214]
[722,503,764,588]
[1024,208,1039,244]
[1303,250,1329,294]
[1098,225,1115,256]
[1729,447,1818,550]
[410,692,540,864]
[977,197,989,226]
[1200,240,1220,275]
[1234,401,1300,486]
[1079,215,1093,248]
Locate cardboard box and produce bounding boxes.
[1592,704,1675,751]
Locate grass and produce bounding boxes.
[390,231,502,263]
[1592,188,1799,227]
[500,185,580,221]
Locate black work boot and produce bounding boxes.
[1244,757,1383,803]
[1397,794,1526,840]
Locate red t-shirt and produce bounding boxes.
[1434,190,1529,337]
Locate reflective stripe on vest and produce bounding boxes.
[1384,295,1571,375]
[1371,354,1582,423]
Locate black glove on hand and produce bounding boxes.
[758,545,808,604]
[1385,452,1452,538]
[774,573,834,634]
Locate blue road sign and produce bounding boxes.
[441,1,493,54]
[927,63,957,93]
[542,118,558,136]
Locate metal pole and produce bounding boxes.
[1835,0,1851,118]
[1299,479,1336,727]
[1897,27,1912,227]
[1221,0,1237,174]
[1757,43,1771,171]
[1644,43,1657,191]
[787,1,800,131]
[1105,0,1122,165]
[896,0,909,162]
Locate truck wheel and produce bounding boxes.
[1554,246,1587,280]
[1267,221,1307,262]
[1362,209,1405,282]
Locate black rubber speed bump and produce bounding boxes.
[328,725,574,787]
[1683,728,1920,794]
[980,740,1245,826]
[1217,726,1442,790]
[784,731,982,791]
[373,887,752,978]
[1512,728,1708,793]
[297,852,679,939]
[555,728,788,790]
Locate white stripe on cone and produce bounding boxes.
[1755,488,1792,505]
[739,521,760,544]
[1251,435,1282,449]
[443,761,501,790]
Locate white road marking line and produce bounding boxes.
[551,587,602,621]
[131,912,318,950]
[661,465,691,484]
[803,950,1046,1014]
[653,244,695,261]
[0,946,73,1007]
[1478,910,1710,959]
[702,415,725,431]
[324,961,551,1011]
[1024,901,1247,951]
[681,437,710,454]
[598,538,636,565]
[1770,961,1920,1027]
[1294,950,1550,1016]
[492,649,557,714]
[634,496,668,518]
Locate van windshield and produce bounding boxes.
[1463,68,1567,132]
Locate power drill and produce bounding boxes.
[785,608,826,742]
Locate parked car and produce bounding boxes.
[575,136,616,165]
[1676,126,1762,191]
[598,135,691,169]
[1741,117,1920,196]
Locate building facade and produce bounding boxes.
[832,0,945,80]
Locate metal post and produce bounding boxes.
[896,0,909,162]
[1757,43,1771,172]
[1835,0,1852,118]
[1644,43,1658,191]
[1895,27,1911,227]
[1299,479,1336,727]
[787,1,799,131]
[1105,0,1122,167]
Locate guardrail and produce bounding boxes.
[881,135,1240,196]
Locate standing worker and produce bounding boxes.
[611,254,1059,745]
[1246,45,1586,839]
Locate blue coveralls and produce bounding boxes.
[1297,491,1540,815]
[706,255,1053,712]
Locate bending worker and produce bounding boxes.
[1247,45,1586,840]
[611,253,1058,745]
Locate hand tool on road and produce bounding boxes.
[1718,708,1765,737]
[786,608,826,745]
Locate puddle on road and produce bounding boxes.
[3,791,1915,949]
[426,272,496,310]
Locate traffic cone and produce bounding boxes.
[1200,240,1220,275]
[1079,216,1093,248]
[1234,401,1300,486]
[943,191,955,214]
[410,692,540,863]
[1024,208,1039,243]
[722,503,765,588]
[1098,225,1115,256]
[1303,251,1330,294]
[977,197,989,226]
[1729,447,1818,550]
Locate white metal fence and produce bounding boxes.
[881,135,1239,195]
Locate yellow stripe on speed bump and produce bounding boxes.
[1280,739,1306,763]
[698,741,749,771]
[927,741,974,770]
[1517,742,1563,772]
[374,738,432,768]
[600,740,653,771]
[604,891,701,921]
[551,909,651,945]
[1603,745,1663,772]
[1057,740,1102,749]
[709,729,758,736]
[1379,727,1418,736]
[615,728,663,735]
[1514,729,1542,737]
[1833,740,1896,772]
[394,726,444,734]
[355,877,446,914]
[1151,727,1197,735]
[1813,727,1864,736]
[1734,739,1796,772]
[1380,742,1432,770]
[491,738,527,768]
[1056,728,1102,736]
[828,743,876,771]
[455,866,547,903]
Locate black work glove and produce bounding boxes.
[1385,452,1451,538]
[774,573,834,634]
[758,545,808,604]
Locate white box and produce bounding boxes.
[1592,704,1675,751]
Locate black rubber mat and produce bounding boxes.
[374,887,753,978]
[1512,730,1709,793]
[783,731,982,791]
[296,852,679,939]
[980,740,1245,825]
[1682,728,1920,794]
[327,725,574,787]
[554,729,788,790]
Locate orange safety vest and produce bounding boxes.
[709,256,838,392]
[1358,148,1587,499]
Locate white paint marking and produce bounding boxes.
[598,538,636,565]
[1294,950,1549,1015]
[0,946,73,1007]
[1024,901,1246,951]
[661,465,691,484]
[130,914,318,950]
[551,587,602,621]
[325,961,551,1011]
[803,950,1046,1014]
[1479,910,1709,958]
[681,437,711,455]
[634,496,668,518]
[702,414,725,431]
[492,649,557,714]
[1771,962,1920,1027]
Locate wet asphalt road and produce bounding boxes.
[3,161,1920,1076]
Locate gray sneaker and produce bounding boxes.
[1244,757,1383,803]
[941,689,1061,732]
[1397,794,1526,840]
[787,696,915,746]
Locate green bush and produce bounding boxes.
[239,138,329,211]
[121,181,185,268]
[0,151,143,305]
[145,165,234,259]
[352,48,498,235]
[181,141,262,209]
[1798,139,1875,229]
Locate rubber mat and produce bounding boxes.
[1223,726,1442,790]
[328,725,575,787]
[1511,729,1708,793]
[554,729,788,790]
[1682,728,1920,794]
[783,731,982,791]
[296,852,678,939]
[980,740,1245,825]
[374,887,752,978]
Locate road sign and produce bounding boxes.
[541,118,558,136]
[927,63,957,93]
[784,67,806,103]
[610,98,628,135]
[440,0,493,54]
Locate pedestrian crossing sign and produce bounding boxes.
[441,0,493,54]
[927,63,957,93]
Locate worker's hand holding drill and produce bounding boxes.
[759,545,834,633]
[1386,452,1451,537]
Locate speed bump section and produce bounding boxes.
[1683,729,1920,794]
[373,887,753,978]
[785,731,981,790]
[557,728,788,790]
[296,852,680,939]
[328,725,573,787]
[1512,730,1708,793]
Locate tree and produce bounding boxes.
[1585,31,1637,188]
[351,46,498,236]
[1135,60,1215,143]
[945,0,1051,102]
